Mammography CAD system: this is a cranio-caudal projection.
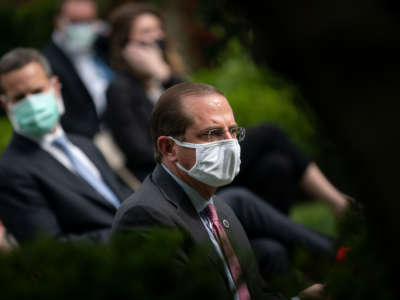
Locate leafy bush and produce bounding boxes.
[290,202,336,237]
[0,0,115,56]
[0,117,12,155]
[324,205,396,300]
[191,39,319,157]
[0,229,230,300]
[0,0,56,55]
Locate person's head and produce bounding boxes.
[151,82,244,195]
[54,0,100,54]
[0,48,63,137]
[55,0,98,26]
[108,2,184,75]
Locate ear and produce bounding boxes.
[52,76,62,97]
[0,95,8,112]
[157,136,177,162]
[0,76,7,111]
[54,13,67,32]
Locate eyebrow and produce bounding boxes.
[12,87,46,102]
[199,124,239,133]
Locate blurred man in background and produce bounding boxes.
[43,0,112,139]
[0,48,131,242]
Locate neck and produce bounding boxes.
[51,123,60,134]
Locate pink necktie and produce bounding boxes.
[204,203,251,300]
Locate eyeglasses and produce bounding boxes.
[203,127,246,142]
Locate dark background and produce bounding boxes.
[202,0,400,296]
[0,0,398,297]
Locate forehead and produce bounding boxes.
[131,13,162,33]
[1,62,49,97]
[61,0,97,21]
[182,93,236,128]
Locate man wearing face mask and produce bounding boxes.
[0,48,132,243]
[43,0,112,139]
[112,82,328,300]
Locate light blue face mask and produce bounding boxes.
[63,22,97,54]
[10,89,60,137]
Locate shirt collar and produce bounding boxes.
[40,125,66,147]
[14,124,64,147]
[52,31,63,49]
[161,163,213,213]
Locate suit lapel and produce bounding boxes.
[69,134,128,201]
[151,165,230,280]
[67,134,128,209]
[214,195,255,279]
[13,133,117,211]
[214,198,235,241]
[151,165,209,244]
[47,41,94,102]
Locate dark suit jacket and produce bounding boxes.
[105,71,182,180]
[42,40,101,139]
[112,164,285,299]
[0,132,133,243]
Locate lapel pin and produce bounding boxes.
[222,219,230,229]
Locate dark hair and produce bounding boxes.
[0,48,52,94]
[150,82,224,162]
[108,2,185,77]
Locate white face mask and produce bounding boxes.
[62,22,97,54]
[169,137,241,187]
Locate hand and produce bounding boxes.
[123,42,171,81]
[298,283,329,300]
[0,220,6,242]
[0,220,18,252]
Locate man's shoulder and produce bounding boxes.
[116,165,184,217]
[68,133,94,148]
[42,40,74,74]
[0,138,40,184]
[112,173,178,233]
[0,134,37,167]
[68,133,109,157]
[42,40,63,61]
[119,173,165,212]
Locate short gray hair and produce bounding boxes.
[0,48,53,94]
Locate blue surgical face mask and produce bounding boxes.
[9,88,60,137]
[63,22,97,54]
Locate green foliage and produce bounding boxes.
[0,0,115,56]
[0,0,57,55]
[274,204,397,299]
[0,116,12,155]
[324,206,396,300]
[191,39,319,157]
[290,202,336,237]
[0,229,229,300]
[269,202,338,297]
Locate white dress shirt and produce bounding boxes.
[28,126,101,179]
[52,33,110,117]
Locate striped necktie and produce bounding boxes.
[203,203,251,300]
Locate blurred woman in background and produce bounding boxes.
[105,2,185,181]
